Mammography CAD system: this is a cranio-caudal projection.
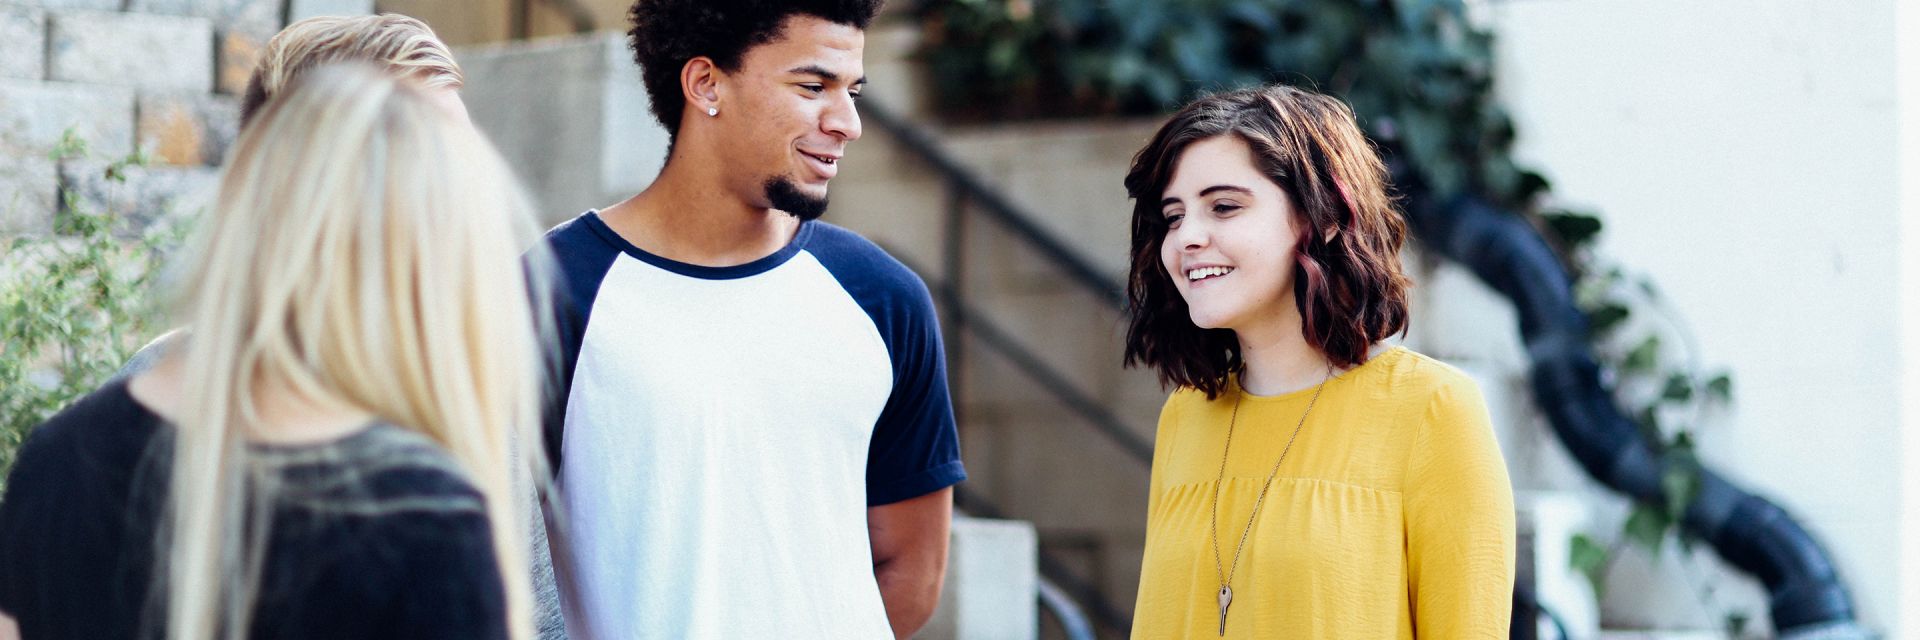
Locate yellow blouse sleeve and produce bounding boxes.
[1145,392,1182,516]
[1403,377,1516,638]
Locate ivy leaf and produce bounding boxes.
[1515,170,1551,201]
[1706,374,1732,402]
[1140,67,1182,108]
[1391,0,1436,32]
[1223,0,1278,31]
[1624,335,1660,373]
[1108,49,1145,86]
[1662,462,1700,523]
[1665,432,1697,469]
[1637,276,1661,299]
[1624,503,1669,555]
[1586,303,1629,336]
[1660,373,1693,403]
[1542,211,1603,249]
[1726,612,1751,638]
[986,39,1022,76]
[1661,432,1700,520]
[1568,533,1608,598]
[1169,23,1227,84]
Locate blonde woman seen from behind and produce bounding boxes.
[105,14,570,639]
[0,66,547,640]
[117,12,470,376]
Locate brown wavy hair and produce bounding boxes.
[1123,84,1410,399]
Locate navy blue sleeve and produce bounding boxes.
[807,224,967,506]
[529,213,622,476]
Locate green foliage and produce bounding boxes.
[1568,532,1609,598]
[913,0,1539,208]
[1568,264,1735,609]
[0,130,185,487]
[1622,503,1669,555]
[1726,611,1751,638]
[1541,210,1604,249]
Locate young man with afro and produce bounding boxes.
[534,1,965,637]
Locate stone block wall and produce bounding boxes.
[0,0,369,235]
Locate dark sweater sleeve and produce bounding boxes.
[390,510,510,640]
[0,401,109,624]
[0,432,37,616]
[0,382,163,638]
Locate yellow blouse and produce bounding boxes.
[1131,347,1514,639]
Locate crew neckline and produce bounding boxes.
[582,209,815,281]
[1228,345,1407,403]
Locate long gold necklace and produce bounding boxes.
[1208,365,1332,637]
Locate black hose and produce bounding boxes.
[1396,174,1858,633]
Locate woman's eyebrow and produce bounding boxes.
[1162,184,1255,207]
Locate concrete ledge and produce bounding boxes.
[287,0,372,22]
[137,91,239,166]
[58,160,216,230]
[0,155,57,234]
[458,31,668,223]
[919,516,1038,640]
[0,78,135,158]
[28,0,122,10]
[127,0,281,35]
[49,10,215,92]
[0,5,46,81]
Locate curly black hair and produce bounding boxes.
[628,0,883,142]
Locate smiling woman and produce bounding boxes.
[1125,85,1411,398]
[1122,84,1515,639]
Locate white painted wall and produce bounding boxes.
[1484,0,1906,634]
[1899,1,1920,637]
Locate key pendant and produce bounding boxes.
[1217,585,1233,636]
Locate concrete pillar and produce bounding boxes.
[456,32,667,226]
[918,516,1039,640]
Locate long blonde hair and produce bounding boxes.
[164,65,543,640]
[241,13,463,125]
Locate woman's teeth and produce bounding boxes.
[1186,266,1233,281]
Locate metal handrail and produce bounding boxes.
[1038,577,1098,640]
[902,260,1153,463]
[955,487,1132,636]
[862,102,1128,311]
[863,97,1152,637]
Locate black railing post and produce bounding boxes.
[943,185,968,426]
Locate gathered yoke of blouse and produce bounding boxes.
[1131,347,1515,639]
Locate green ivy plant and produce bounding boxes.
[911,0,1749,629]
[1565,255,1750,633]
[0,130,184,488]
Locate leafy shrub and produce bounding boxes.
[0,132,187,487]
